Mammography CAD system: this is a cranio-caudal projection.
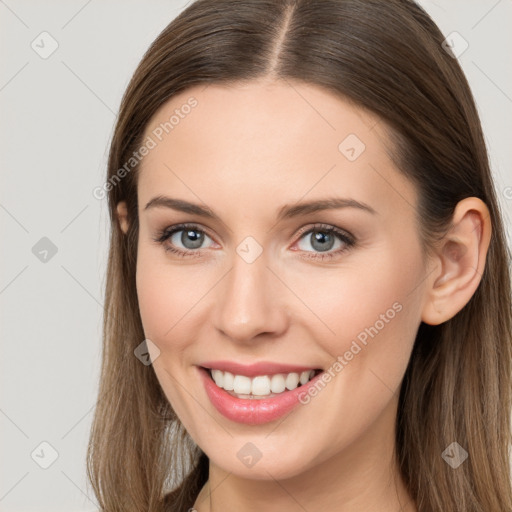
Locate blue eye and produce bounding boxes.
[153,222,355,261]
[294,224,355,261]
[153,224,215,257]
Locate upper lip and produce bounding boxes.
[199,360,321,377]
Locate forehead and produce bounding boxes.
[137,80,417,221]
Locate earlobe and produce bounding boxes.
[421,197,492,325]
[116,201,130,234]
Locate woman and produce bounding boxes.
[86,1,512,510]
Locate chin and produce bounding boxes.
[206,442,319,481]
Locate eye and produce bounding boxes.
[153,222,356,261]
[293,223,355,261]
[153,223,215,257]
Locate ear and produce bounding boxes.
[421,197,492,325]
[116,201,129,234]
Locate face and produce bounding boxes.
[133,80,430,480]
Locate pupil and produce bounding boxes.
[182,229,203,249]
[312,231,334,252]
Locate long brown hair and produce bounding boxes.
[86,1,512,510]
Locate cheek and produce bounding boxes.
[136,259,174,342]
[288,250,424,456]
[136,240,175,339]
[135,248,209,420]
[135,246,214,351]
[290,243,424,385]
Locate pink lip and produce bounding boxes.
[199,360,320,377]
[198,366,324,425]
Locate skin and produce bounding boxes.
[116,79,491,512]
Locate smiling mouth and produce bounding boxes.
[202,366,323,399]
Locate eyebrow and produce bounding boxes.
[143,195,377,220]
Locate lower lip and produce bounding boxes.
[198,366,324,425]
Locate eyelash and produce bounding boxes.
[152,222,356,261]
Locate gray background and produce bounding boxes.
[1,1,511,510]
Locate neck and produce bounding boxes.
[193,396,417,512]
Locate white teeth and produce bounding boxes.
[209,368,317,397]
[233,375,252,394]
[251,375,270,396]
[299,370,311,385]
[285,372,299,390]
[211,369,223,387]
[270,373,286,393]
[223,371,234,390]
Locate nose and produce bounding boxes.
[213,247,289,343]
